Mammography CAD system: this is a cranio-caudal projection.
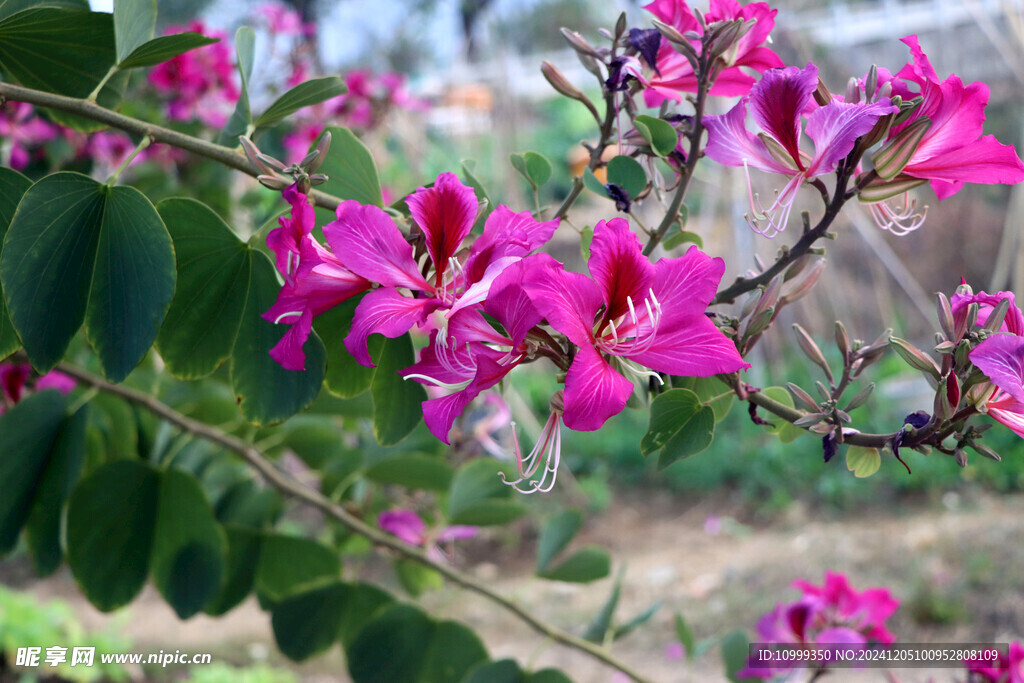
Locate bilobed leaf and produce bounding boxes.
[255,533,340,603]
[538,546,610,583]
[66,460,160,611]
[640,389,715,468]
[463,660,523,683]
[0,167,31,358]
[634,115,678,156]
[0,8,126,131]
[204,525,262,615]
[219,25,255,145]
[156,198,250,379]
[846,446,881,478]
[1,173,175,381]
[254,76,348,129]
[0,0,88,22]
[511,151,552,189]
[366,454,454,491]
[151,468,226,619]
[762,386,807,443]
[336,582,394,649]
[25,404,88,576]
[113,0,155,63]
[419,620,489,683]
[672,375,733,422]
[582,167,606,196]
[317,126,383,207]
[117,32,218,70]
[606,156,647,198]
[536,509,583,574]
[0,391,67,555]
[230,252,325,424]
[370,334,425,445]
[663,229,701,251]
[347,604,434,683]
[394,559,443,597]
[447,459,526,526]
[722,629,757,683]
[271,581,348,661]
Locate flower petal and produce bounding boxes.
[562,343,634,431]
[703,99,794,174]
[589,218,655,323]
[405,172,477,281]
[804,99,898,177]
[463,205,558,284]
[485,259,544,347]
[628,313,749,376]
[970,333,1024,404]
[987,390,1024,440]
[345,287,442,367]
[324,200,431,290]
[522,254,602,349]
[267,305,313,372]
[749,64,819,166]
[650,245,725,325]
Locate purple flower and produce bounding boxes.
[522,218,748,431]
[378,509,477,563]
[704,63,897,236]
[0,363,75,416]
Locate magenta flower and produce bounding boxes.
[522,218,748,431]
[741,571,899,678]
[967,641,1024,683]
[0,363,75,415]
[0,102,57,170]
[873,36,1024,201]
[262,185,372,371]
[704,63,897,236]
[641,0,784,105]
[378,508,477,563]
[329,173,557,368]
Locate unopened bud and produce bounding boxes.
[794,412,826,427]
[934,340,957,354]
[864,65,878,100]
[561,28,602,58]
[889,336,941,380]
[784,254,811,282]
[858,176,927,203]
[306,131,331,173]
[779,258,826,306]
[257,174,289,191]
[615,12,627,40]
[835,321,851,364]
[934,373,961,420]
[813,77,833,107]
[744,307,774,339]
[787,382,819,411]
[309,173,328,186]
[793,324,834,384]
[240,137,279,176]
[936,292,955,340]
[577,52,603,78]
[256,152,288,173]
[983,297,1011,333]
[845,77,861,104]
[970,440,1001,462]
[651,20,699,69]
[966,381,996,408]
[754,276,783,320]
[873,117,932,180]
[815,381,831,402]
[954,448,968,468]
[857,112,894,151]
[843,383,875,412]
[893,96,924,125]
[299,148,321,171]
[541,62,600,121]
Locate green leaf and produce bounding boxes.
[204,525,262,615]
[219,25,255,145]
[672,375,733,422]
[156,198,250,379]
[663,229,701,251]
[460,159,493,232]
[536,509,583,574]
[582,167,606,196]
[528,670,574,683]
[579,226,594,261]
[539,547,611,583]
[762,387,807,443]
[722,629,757,683]
[674,612,695,660]
[214,478,282,529]
[463,660,523,683]
[0,167,32,358]
[510,151,552,189]
[317,126,383,207]
[336,582,394,649]
[371,334,425,445]
[634,115,678,156]
[613,600,661,641]
[348,604,434,683]
[255,533,340,603]
[281,415,347,469]
[150,468,226,619]
[583,569,621,643]
[420,620,488,683]
[394,559,443,597]
[846,445,881,478]
[25,403,88,575]
[117,32,218,70]
[606,156,647,198]
[271,581,348,661]
[314,297,377,398]
[66,460,160,611]
[113,0,154,63]
[366,455,454,491]
[0,390,67,554]
[447,459,526,526]
[254,76,348,129]
[2,173,176,381]
[640,389,715,469]
[0,0,88,22]
[230,252,325,424]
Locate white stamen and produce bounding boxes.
[499,413,563,494]
[868,193,928,235]
[273,311,303,324]
[402,373,473,393]
[597,288,663,356]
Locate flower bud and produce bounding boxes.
[541,62,600,121]
[257,174,289,191]
[813,77,833,107]
[614,12,627,40]
[793,324,833,384]
[845,77,861,104]
[982,297,1011,333]
[651,20,699,70]
[873,117,932,180]
[934,373,961,420]
[305,131,331,173]
[954,301,979,341]
[787,382,819,411]
[744,307,775,339]
[561,28,602,58]
[970,440,1001,462]
[857,176,927,203]
[935,292,955,341]
[779,258,826,306]
[889,336,941,380]
[835,321,851,364]
[240,137,279,176]
[966,381,996,408]
[954,448,968,468]
[754,276,783,320]
[794,412,826,427]
[843,383,874,412]
[893,96,924,125]
[864,64,878,101]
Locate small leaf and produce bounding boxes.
[762,387,808,443]
[606,156,647,198]
[419,620,489,683]
[271,581,348,661]
[254,76,348,130]
[640,389,715,468]
[255,533,340,603]
[722,629,757,683]
[219,25,255,145]
[846,445,881,478]
[672,375,732,422]
[536,509,583,575]
[539,546,610,583]
[317,126,383,206]
[523,151,553,187]
[583,569,622,642]
[634,114,678,156]
[347,604,434,683]
[509,153,532,189]
[675,612,695,660]
[613,600,661,641]
[582,167,606,196]
[113,0,155,63]
[0,167,32,358]
[315,298,378,398]
[394,559,444,597]
[448,459,526,526]
[370,334,425,445]
[117,32,218,70]
[366,454,454,491]
[204,525,262,615]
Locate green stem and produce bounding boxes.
[86,65,118,102]
[106,135,151,186]
[51,359,652,683]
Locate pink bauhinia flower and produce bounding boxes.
[150,21,239,128]
[641,0,784,106]
[0,102,57,170]
[872,36,1024,202]
[966,641,1024,683]
[378,508,477,563]
[522,218,749,431]
[740,571,899,678]
[704,63,897,236]
[330,173,557,368]
[262,185,372,371]
[0,363,75,415]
